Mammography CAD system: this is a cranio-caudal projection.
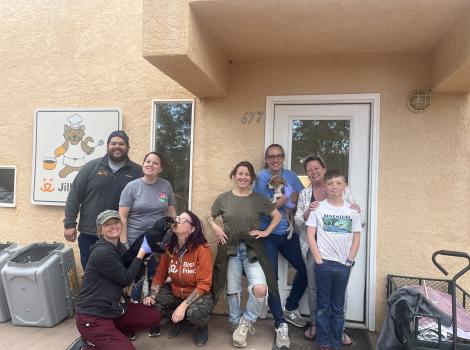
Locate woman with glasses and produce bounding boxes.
[253,144,307,349]
[143,211,213,347]
[294,155,358,345]
[209,161,281,348]
[119,152,176,302]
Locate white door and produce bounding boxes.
[273,103,370,325]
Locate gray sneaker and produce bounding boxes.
[283,309,307,328]
[233,316,255,348]
[275,322,290,349]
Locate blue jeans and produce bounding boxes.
[226,242,267,325]
[303,249,350,326]
[78,233,99,270]
[131,255,158,301]
[262,233,307,327]
[315,260,351,349]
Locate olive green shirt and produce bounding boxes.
[211,191,279,302]
[211,191,274,243]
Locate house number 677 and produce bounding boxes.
[241,111,265,124]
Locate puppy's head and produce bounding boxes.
[145,216,175,252]
[268,175,284,187]
[153,216,174,234]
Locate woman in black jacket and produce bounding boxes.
[72,210,161,350]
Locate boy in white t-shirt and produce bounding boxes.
[305,170,362,350]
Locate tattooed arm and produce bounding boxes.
[172,246,213,323]
[171,289,203,323]
[142,284,161,306]
[184,289,202,305]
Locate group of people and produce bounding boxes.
[64,131,362,350]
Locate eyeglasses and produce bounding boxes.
[266,154,285,160]
[175,216,194,225]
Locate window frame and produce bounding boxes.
[0,165,17,208]
[150,99,195,210]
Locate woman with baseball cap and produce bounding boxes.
[71,210,162,350]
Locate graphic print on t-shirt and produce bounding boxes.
[322,214,352,234]
[159,192,169,203]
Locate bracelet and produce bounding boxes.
[346,258,354,267]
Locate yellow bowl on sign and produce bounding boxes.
[43,157,57,170]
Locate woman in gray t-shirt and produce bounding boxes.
[119,152,176,302]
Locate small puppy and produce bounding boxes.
[267,175,297,239]
[267,174,286,204]
[121,216,174,283]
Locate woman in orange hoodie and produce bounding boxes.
[143,210,213,347]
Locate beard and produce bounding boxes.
[107,148,128,162]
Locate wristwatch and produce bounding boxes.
[346,258,355,267]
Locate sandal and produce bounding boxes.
[304,324,316,340]
[342,331,352,346]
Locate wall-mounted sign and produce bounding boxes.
[31,108,121,206]
[0,166,16,208]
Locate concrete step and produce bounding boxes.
[0,314,374,350]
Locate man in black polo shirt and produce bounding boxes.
[63,130,142,269]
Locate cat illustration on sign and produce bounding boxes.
[53,114,103,178]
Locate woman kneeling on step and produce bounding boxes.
[73,210,162,350]
[143,210,214,347]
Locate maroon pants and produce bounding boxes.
[76,303,162,350]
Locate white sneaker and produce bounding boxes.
[283,309,307,328]
[275,322,290,349]
[233,316,255,348]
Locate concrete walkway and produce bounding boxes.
[0,314,374,350]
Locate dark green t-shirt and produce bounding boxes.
[211,191,279,302]
[211,191,274,240]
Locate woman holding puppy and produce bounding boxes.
[72,210,162,350]
[253,144,307,349]
[209,161,281,348]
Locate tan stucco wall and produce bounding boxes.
[432,7,470,93]
[143,0,229,97]
[0,1,191,255]
[1,0,470,331]
[193,56,470,329]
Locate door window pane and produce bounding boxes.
[291,119,350,180]
[153,102,193,213]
